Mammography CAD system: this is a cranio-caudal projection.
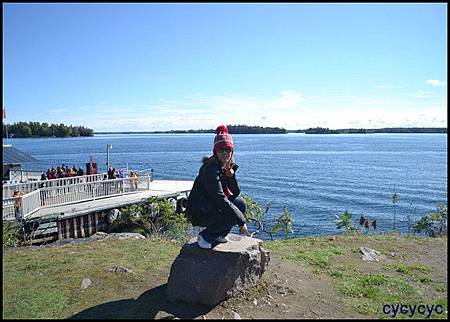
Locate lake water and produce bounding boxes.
[3,133,447,238]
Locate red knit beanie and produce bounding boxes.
[213,125,234,154]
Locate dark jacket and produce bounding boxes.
[186,156,246,227]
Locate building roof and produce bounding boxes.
[3,145,38,164]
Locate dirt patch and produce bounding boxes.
[200,255,367,319]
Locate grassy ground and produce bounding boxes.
[264,233,447,319]
[2,236,181,319]
[2,233,447,319]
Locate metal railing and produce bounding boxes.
[3,173,107,199]
[22,189,42,217]
[2,198,16,221]
[8,170,43,183]
[2,175,152,221]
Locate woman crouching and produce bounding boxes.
[186,125,248,249]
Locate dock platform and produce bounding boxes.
[27,179,193,220]
[3,178,193,245]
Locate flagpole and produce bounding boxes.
[3,108,8,144]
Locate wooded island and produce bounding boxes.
[3,122,94,138]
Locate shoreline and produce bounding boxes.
[2,132,447,139]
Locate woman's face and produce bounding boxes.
[216,147,233,165]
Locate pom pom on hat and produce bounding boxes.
[216,124,229,135]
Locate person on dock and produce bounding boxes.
[88,161,97,175]
[66,167,76,177]
[130,172,138,190]
[186,124,248,249]
[13,190,24,221]
[50,167,57,180]
[107,166,116,180]
[39,172,48,188]
[56,167,64,179]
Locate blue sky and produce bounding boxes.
[3,3,447,131]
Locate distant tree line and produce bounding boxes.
[95,124,287,135]
[227,125,286,134]
[298,127,447,134]
[3,122,94,138]
[95,125,447,135]
[366,127,447,134]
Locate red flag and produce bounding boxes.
[2,108,5,120]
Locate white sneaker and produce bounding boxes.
[197,233,212,249]
[216,235,229,243]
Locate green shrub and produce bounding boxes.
[335,211,357,233]
[413,203,447,237]
[241,194,294,240]
[271,207,294,239]
[108,197,191,243]
[3,222,21,248]
[111,195,295,242]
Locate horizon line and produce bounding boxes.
[94,126,448,133]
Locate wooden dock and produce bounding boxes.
[3,178,193,245]
[27,179,193,220]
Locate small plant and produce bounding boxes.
[392,186,398,231]
[358,213,377,233]
[413,216,432,236]
[241,195,295,240]
[413,203,447,237]
[335,210,357,233]
[271,207,294,239]
[407,202,416,235]
[241,194,266,231]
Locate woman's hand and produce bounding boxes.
[224,162,235,177]
[239,223,248,234]
[224,168,234,177]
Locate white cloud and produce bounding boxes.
[278,90,303,107]
[286,105,447,129]
[28,89,447,131]
[412,90,437,98]
[375,84,404,90]
[426,79,447,87]
[69,91,304,131]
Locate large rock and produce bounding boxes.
[166,233,270,306]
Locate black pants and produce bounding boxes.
[200,197,247,242]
